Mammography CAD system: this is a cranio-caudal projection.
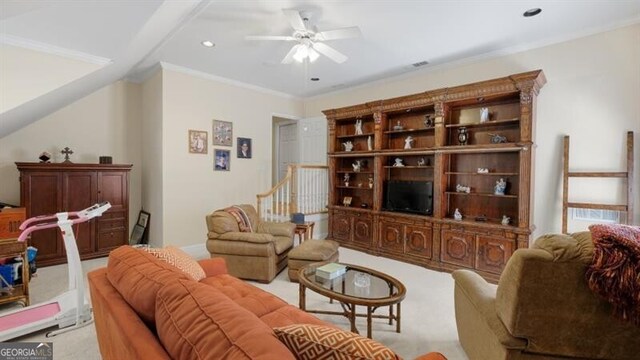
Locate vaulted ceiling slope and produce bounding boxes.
[1,0,639,138]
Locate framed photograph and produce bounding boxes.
[342,196,353,207]
[212,120,232,146]
[237,137,252,159]
[130,210,150,245]
[188,130,208,154]
[214,149,231,171]
[130,225,146,245]
[137,210,150,227]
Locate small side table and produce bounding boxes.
[294,221,315,245]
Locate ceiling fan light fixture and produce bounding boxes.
[308,47,320,62]
[201,40,215,48]
[293,45,309,62]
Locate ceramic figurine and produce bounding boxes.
[393,121,404,131]
[490,133,507,144]
[454,208,463,221]
[480,107,490,123]
[368,176,374,189]
[352,160,362,172]
[424,114,434,128]
[404,136,414,149]
[477,168,489,174]
[367,135,373,151]
[342,141,354,152]
[456,184,471,193]
[501,215,511,226]
[392,158,405,167]
[343,173,350,186]
[494,178,507,195]
[458,127,468,145]
[355,119,363,135]
[417,158,426,166]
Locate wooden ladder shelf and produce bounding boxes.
[562,131,634,233]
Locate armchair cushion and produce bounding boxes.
[257,221,295,238]
[217,232,275,243]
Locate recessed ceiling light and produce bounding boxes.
[201,40,215,48]
[310,77,320,81]
[523,8,542,17]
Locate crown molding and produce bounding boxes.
[159,62,301,101]
[0,34,112,66]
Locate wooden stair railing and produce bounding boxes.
[257,164,329,222]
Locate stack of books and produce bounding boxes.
[315,263,347,280]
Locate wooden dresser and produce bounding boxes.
[16,162,132,267]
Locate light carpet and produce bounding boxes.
[0,247,468,359]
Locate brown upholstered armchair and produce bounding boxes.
[205,204,295,283]
[453,232,640,360]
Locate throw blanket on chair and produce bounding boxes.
[224,206,253,233]
[586,224,640,326]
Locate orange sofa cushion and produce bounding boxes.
[155,279,295,360]
[106,246,189,325]
[274,324,402,360]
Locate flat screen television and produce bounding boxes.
[383,180,433,215]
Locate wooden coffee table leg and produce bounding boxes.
[299,284,306,311]
[389,303,393,325]
[350,304,357,333]
[367,306,373,338]
[396,302,401,333]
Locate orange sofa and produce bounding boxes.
[88,246,446,360]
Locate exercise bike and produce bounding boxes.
[0,202,111,341]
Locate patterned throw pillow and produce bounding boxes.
[273,324,402,360]
[143,246,206,281]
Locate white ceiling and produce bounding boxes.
[2,0,640,98]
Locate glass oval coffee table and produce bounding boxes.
[298,262,406,339]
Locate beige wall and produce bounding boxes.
[0,44,102,113]
[304,24,640,240]
[160,69,303,247]
[141,71,164,247]
[0,80,143,230]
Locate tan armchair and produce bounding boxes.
[205,204,295,283]
[453,232,640,360]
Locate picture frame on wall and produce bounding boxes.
[188,130,208,154]
[212,120,233,146]
[237,137,252,159]
[214,149,231,171]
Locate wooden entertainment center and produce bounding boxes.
[323,70,545,281]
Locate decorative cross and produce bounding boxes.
[61,147,74,163]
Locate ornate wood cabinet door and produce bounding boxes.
[405,225,433,259]
[352,216,373,246]
[331,212,352,242]
[476,235,514,274]
[441,229,475,268]
[378,221,404,254]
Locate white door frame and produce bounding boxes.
[272,114,300,186]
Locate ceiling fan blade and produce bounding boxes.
[316,27,362,41]
[281,44,302,64]
[282,9,307,31]
[312,42,347,63]
[245,35,296,41]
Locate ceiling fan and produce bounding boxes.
[246,9,361,64]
